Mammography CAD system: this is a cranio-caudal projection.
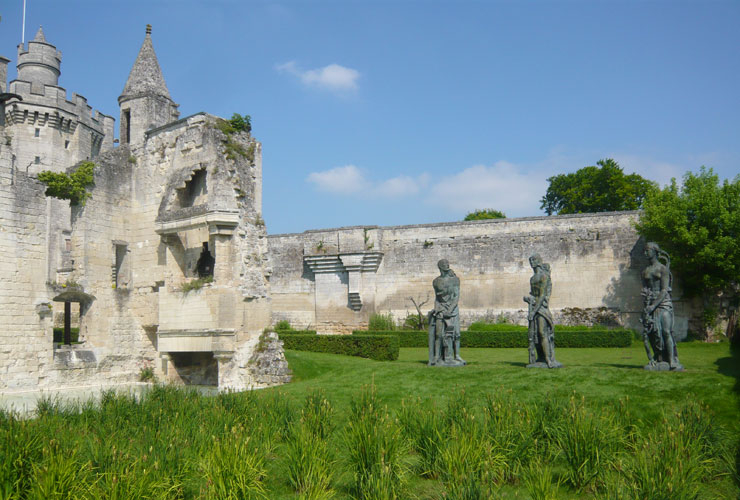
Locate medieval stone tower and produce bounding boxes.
[0,26,288,393]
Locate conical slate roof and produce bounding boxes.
[120,25,172,100]
[33,26,46,42]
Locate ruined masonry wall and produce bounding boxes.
[268,212,695,338]
[0,138,53,390]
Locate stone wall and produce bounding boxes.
[268,212,696,338]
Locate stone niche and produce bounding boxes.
[155,208,242,386]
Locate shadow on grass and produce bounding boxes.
[594,362,642,369]
[502,361,528,368]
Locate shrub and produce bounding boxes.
[274,320,292,332]
[138,366,155,383]
[279,334,399,361]
[352,329,633,348]
[368,312,396,331]
[38,161,95,206]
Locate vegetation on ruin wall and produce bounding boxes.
[279,333,399,361]
[37,161,95,206]
[215,113,255,163]
[1,343,737,499]
[355,329,633,348]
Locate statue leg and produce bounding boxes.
[659,309,679,368]
[434,317,444,363]
[537,316,555,367]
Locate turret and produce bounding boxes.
[118,25,179,145]
[17,27,61,87]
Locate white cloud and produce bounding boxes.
[276,61,360,91]
[306,167,428,198]
[428,162,547,217]
[306,165,367,194]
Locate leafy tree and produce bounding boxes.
[37,161,95,206]
[540,159,657,215]
[636,167,740,337]
[464,209,506,221]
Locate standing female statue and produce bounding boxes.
[523,254,561,368]
[641,242,683,371]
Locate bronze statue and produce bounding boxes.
[523,255,561,368]
[428,259,465,366]
[640,242,683,371]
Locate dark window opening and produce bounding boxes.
[34,156,40,164]
[113,243,129,288]
[195,242,215,278]
[34,128,40,137]
[65,140,69,149]
[122,109,131,144]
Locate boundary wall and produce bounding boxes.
[268,211,695,338]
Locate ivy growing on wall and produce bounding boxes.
[37,161,95,206]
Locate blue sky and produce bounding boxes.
[1,0,738,234]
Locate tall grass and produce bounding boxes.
[0,375,737,499]
[345,386,409,499]
[551,395,621,491]
[398,398,445,477]
[284,390,336,499]
[199,434,267,500]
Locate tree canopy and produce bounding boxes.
[540,159,657,215]
[635,167,740,306]
[464,209,506,221]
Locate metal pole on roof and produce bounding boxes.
[22,0,27,43]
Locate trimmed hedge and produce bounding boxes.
[468,323,629,334]
[352,329,633,348]
[279,334,399,361]
[276,330,317,335]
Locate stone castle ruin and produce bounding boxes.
[0,26,697,394]
[0,26,288,392]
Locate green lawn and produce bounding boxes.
[283,343,740,431]
[1,343,737,499]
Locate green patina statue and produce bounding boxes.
[428,259,466,367]
[523,254,562,368]
[640,242,683,371]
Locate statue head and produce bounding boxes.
[437,259,450,273]
[645,242,660,259]
[529,253,542,269]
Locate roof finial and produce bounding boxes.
[145,24,152,36]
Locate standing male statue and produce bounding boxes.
[428,259,466,366]
[640,242,683,371]
[523,254,562,368]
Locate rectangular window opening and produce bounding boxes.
[34,128,40,137]
[122,109,131,145]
